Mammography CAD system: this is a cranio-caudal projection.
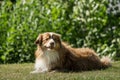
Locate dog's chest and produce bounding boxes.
[44,50,59,65]
[35,50,59,71]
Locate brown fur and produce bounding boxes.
[32,32,111,73]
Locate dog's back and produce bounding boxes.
[59,43,111,71]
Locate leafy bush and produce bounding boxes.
[0,0,120,63]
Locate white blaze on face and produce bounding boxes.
[44,33,55,50]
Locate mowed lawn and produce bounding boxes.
[0,61,120,80]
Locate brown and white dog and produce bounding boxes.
[31,32,111,73]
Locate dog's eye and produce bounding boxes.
[45,38,49,40]
[43,38,49,41]
[52,36,59,41]
[52,36,56,40]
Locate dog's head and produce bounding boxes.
[35,32,61,51]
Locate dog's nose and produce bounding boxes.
[50,42,54,46]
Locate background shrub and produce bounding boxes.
[0,0,120,63]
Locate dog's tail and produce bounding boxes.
[100,56,112,68]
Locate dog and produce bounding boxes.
[30,32,111,73]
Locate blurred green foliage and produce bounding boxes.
[0,0,120,63]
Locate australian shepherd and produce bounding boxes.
[30,32,111,73]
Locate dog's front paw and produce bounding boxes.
[30,70,41,74]
[30,70,48,74]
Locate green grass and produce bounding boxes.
[0,61,120,80]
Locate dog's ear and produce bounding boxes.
[35,34,42,45]
[57,34,61,43]
[54,33,62,47]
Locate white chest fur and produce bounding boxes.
[34,50,59,73]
